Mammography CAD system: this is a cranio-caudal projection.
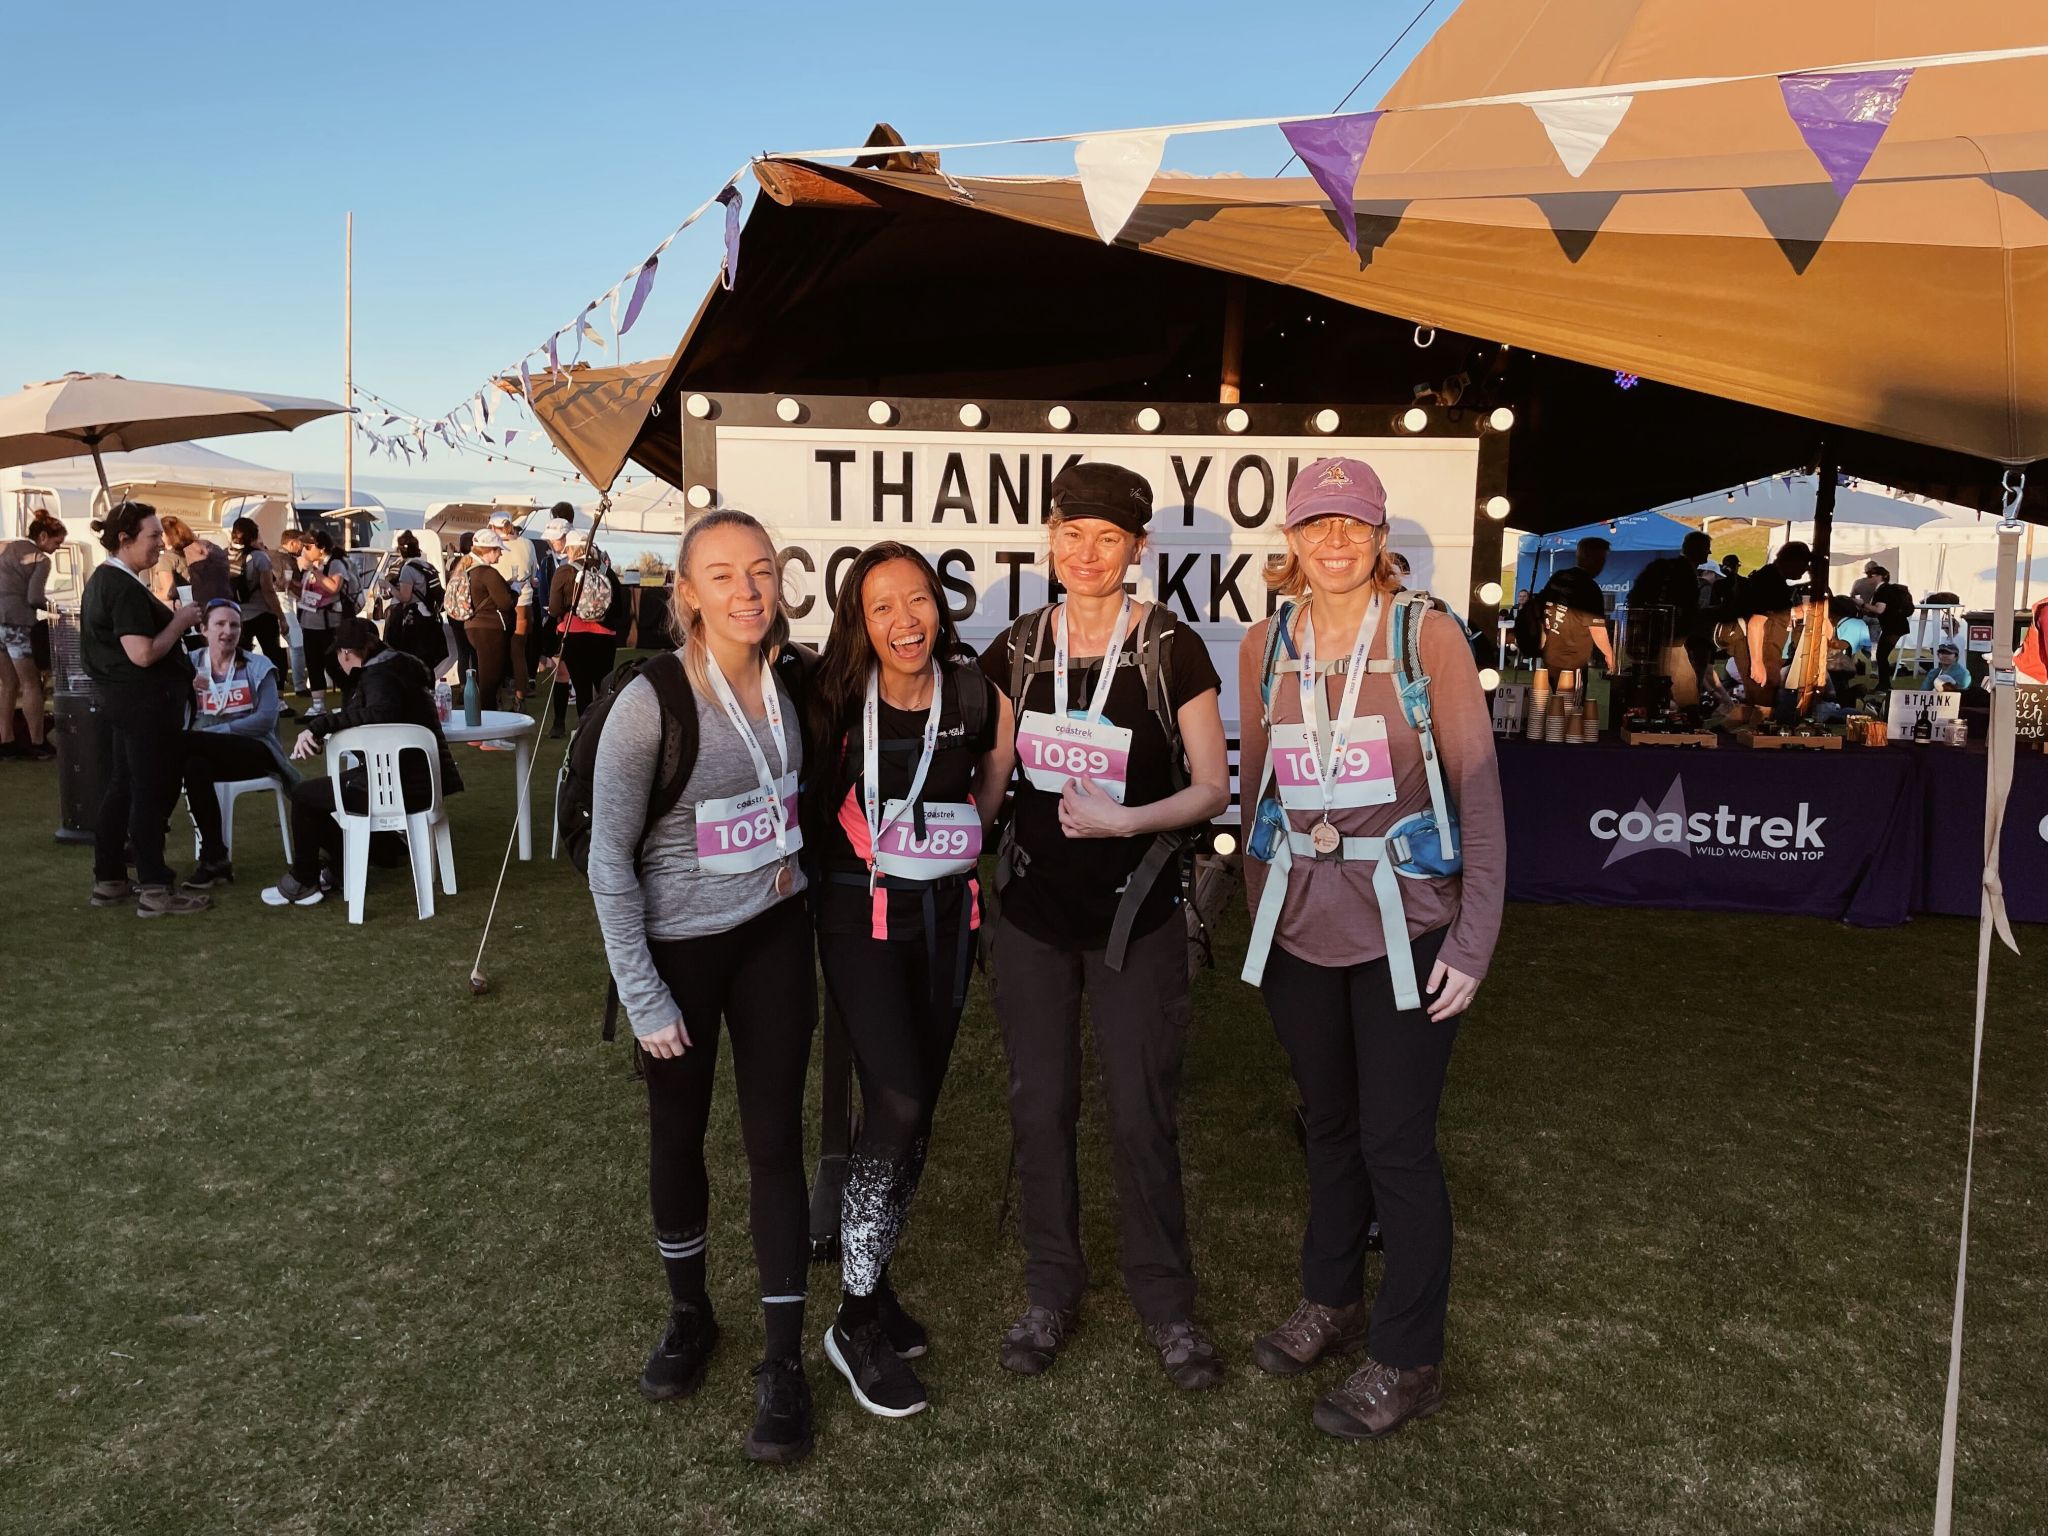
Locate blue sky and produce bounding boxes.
[0,0,1447,512]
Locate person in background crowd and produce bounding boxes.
[806,543,1013,1419]
[1626,530,1712,706]
[535,504,571,655]
[1738,541,1812,717]
[296,529,354,707]
[0,510,66,759]
[149,514,195,605]
[588,509,820,1464]
[1927,642,1971,691]
[459,530,517,719]
[228,517,289,674]
[1848,560,1884,612]
[2017,598,2048,685]
[546,528,618,740]
[260,616,462,908]
[1237,456,1505,1442]
[488,510,538,702]
[180,600,294,889]
[979,461,1232,1392]
[276,528,310,696]
[384,531,449,674]
[1862,565,1916,682]
[78,501,209,918]
[1532,536,1614,692]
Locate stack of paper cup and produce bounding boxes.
[1545,696,1568,743]
[1526,677,1550,740]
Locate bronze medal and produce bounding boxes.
[773,861,794,898]
[1310,818,1342,856]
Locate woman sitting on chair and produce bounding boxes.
[260,616,463,909]
[181,600,295,890]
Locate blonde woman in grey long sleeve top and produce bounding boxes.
[583,509,822,1467]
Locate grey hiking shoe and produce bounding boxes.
[90,878,135,908]
[1148,1319,1225,1390]
[1313,1358,1444,1441]
[135,884,210,918]
[998,1304,1076,1377]
[1252,1298,1370,1376]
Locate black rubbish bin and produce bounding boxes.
[47,608,104,846]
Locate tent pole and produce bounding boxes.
[343,211,354,517]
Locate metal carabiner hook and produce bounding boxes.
[1413,325,1436,349]
[2000,467,2027,528]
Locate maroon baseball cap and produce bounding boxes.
[1285,457,1387,529]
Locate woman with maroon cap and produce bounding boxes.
[1237,456,1504,1441]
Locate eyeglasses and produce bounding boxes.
[1293,516,1379,547]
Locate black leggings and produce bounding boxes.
[181,731,284,862]
[643,898,817,1306]
[817,929,967,1296]
[242,611,288,672]
[1258,927,1456,1368]
[551,632,618,729]
[301,627,347,696]
[94,685,188,887]
[464,624,508,712]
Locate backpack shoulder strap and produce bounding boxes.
[640,651,699,833]
[1260,600,1297,720]
[1008,606,1052,708]
[951,658,992,743]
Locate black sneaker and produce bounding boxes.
[182,858,234,890]
[20,741,54,761]
[824,1317,927,1418]
[998,1304,1076,1377]
[743,1357,814,1465]
[1147,1318,1225,1391]
[878,1284,928,1360]
[638,1301,719,1402]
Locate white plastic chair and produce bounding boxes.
[187,775,294,862]
[324,724,456,925]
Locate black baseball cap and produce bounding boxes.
[1049,462,1152,536]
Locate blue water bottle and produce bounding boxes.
[463,665,482,727]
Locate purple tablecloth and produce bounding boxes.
[1499,737,1926,926]
[1913,747,2048,924]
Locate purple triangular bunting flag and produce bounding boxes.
[717,184,743,291]
[619,255,659,336]
[1778,68,1913,199]
[1281,112,1383,250]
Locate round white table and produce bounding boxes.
[441,709,539,860]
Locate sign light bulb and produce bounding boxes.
[1047,406,1074,431]
[1478,667,1502,690]
[775,397,802,423]
[1478,581,1504,605]
[1401,407,1429,433]
[1314,409,1341,433]
[685,484,713,509]
[868,401,895,425]
[1485,495,1512,520]
[684,394,712,419]
[1225,408,1250,433]
[1212,831,1238,857]
[1136,407,1162,432]
[958,403,986,428]
[1488,406,1516,431]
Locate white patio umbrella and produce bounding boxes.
[0,372,345,492]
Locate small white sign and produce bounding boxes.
[1886,689,1962,740]
[1492,683,1529,735]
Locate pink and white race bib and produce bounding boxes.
[1269,717,1396,811]
[872,799,981,879]
[696,772,803,874]
[1015,711,1134,804]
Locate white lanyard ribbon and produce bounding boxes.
[704,650,793,859]
[1296,595,1382,819]
[862,661,944,882]
[204,658,242,712]
[1053,597,1133,721]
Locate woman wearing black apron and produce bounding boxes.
[807,544,1012,1417]
[979,462,1231,1389]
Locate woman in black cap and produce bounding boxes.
[978,460,1231,1390]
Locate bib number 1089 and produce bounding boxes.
[1024,736,1112,778]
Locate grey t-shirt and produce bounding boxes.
[588,657,808,1036]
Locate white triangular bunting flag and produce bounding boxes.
[1530,93,1633,178]
[1075,130,1169,243]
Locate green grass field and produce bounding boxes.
[4,715,2045,1535]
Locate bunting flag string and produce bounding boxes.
[1778,68,1915,198]
[1280,112,1383,248]
[1528,93,1633,178]
[1075,131,1170,243]
[350,384,660,487]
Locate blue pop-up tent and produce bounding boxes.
[1513,511,1694,609]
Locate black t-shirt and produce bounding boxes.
[1741,565,1795,618]
[1628,555,1701,620]
[979,607,1220,951]
[1873,582,1914,634]
[79,561,192,695]
[1541,566,1608,617]
[813,663,998,939]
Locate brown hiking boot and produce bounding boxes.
[1252,1298,1370,1376]
[135,884,211,918]
[1147,1319,1225,1391]
[1313,1358,1443,1441]
[89,879,136,908]
[998,1305,1076,1377]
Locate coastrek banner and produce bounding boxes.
[1498,741,1923,926]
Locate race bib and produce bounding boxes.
[873,799,981,879]
[695,772,802,874]
[1270,716,1396,811]
[198,680,254,717]
[1016,709,1134,803]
